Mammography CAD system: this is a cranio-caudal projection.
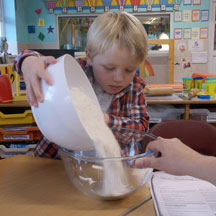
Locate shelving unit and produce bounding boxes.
[0,102,42,159]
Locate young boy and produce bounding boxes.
[14,11,149,158]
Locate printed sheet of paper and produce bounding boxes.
[150,172,216,216]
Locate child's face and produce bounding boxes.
[86,44,140,94]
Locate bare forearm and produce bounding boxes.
[190,155,216,185]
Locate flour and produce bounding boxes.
[69,87,131,197]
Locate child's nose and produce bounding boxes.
[113,70,124,82]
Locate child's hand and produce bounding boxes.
[21,55,57,107]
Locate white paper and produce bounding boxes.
[150,172,216,216]
[192,52,208,64]
[189,40,204,51]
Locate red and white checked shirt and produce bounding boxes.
[14,50,149,158]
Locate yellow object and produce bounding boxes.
[183,77,193,92]
[194,79,203,90]
[197,92,205,95]
[0,110,35,125]
[13,72,27,101]
[0,64,15,84]
[205,81,216,96]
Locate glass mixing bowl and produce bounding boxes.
[59,133,156,200]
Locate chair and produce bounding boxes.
[147,119,216,157]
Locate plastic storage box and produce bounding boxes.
[0,126,42,142]
[0,144,36,158]
[0,110,35,125]
[189,109,210,121]
[147,104,184,123]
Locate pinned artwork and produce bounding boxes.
[47,25,54,33]
[28,25,36,34]
[116,0,127,11]
[74,0,85,12]
[183,10,191,22]
[174,11,182,22]
[138,60,154,79]
[146,0,154,11]
[102,0,112,12]
[192,27,200,40]
[178,42,187,52]
[200,27,208,39]
[192,10,200,22]
[38,32,45,41]
[181,57,191,69]
[193,0,201,5]
[174,28,182,40]
[87,0,97,12]
[45,0,57,14]
[60,0,69,13]
[173,0,182,11]
[38,18,45,27]
[35,8,42,16]
[159,0,168,11]
[131,0,141,12]
[183,28,191,39]
[201,10,209,22]
[183,0,191,5]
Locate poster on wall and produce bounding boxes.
[174,28,182,40]
[174,11,182,22]
[193,0,201,5]
[192,10,200,22]
[189,40,204,52]
[183,28,191,39]
[192,27,200,40]
[183,10,191,22]
[201,10,209,22]
[173,0,182,10]
[146,0,154,11]
[200,27,208,39]
[183,0,192,5]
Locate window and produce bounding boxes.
[57,13,171,52]
[0,0,5,37]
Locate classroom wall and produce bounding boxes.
[3,0,212,81]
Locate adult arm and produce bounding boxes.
[135,137,216,185]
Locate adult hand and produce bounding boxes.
[135,137,201,176]
[21,55,57,107]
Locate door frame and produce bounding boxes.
[208,0,216,74]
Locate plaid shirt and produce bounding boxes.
[14,50,149,159]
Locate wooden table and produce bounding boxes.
[0,155,156,216]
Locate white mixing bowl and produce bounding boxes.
[32,54,100,150]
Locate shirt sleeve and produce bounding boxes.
[13,49,41,76]
[34,136,60,159]
[107,90,149,147]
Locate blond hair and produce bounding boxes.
[86,11,148,63]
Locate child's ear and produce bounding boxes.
[85,49,92,65]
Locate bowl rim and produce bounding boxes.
[59,146,155,161]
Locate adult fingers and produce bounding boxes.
[135,156,162,170]
[145,138,164,153]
